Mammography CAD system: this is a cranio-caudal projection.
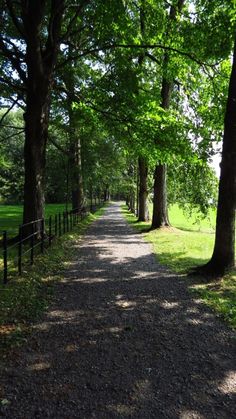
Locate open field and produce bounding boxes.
[168,204,216,233]
[0,204,72,238]
[123,204,236,329]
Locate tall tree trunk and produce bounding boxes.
[138,156,149,221]
[23,90,49,225]
[196,34,236,275]
[151,76,172,229]
[70,137,84,211]
[130,190,135,214]
[152,164,169,227]
[151,1,184,229]
[103,185,109,201]
[136,162,139,217]
[65,45,84,212]
[22,1,64,227]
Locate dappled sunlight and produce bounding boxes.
[132,379,152,401]
[48,309,83,319]
[160,300,179,309]
[77,277,109,284]
[186,318,205,325]
[65,343,79,353]
[179,411,205,419]
[218,371,236,395]
[108,326,124,334]
[107,403,136,416]
[115,299,137,309]
[28,362,51,371]
[1,203,235,418]
[186,307,200,314]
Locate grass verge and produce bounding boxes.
[122,205,236,329]
[0,206,106,356]
[0,201,99,237]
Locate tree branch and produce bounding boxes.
[0,129,25,143]
[6,0,25,38]
[48,134,71,157]
[0,75,26,96]
[57,42,220,70]
[0,37,27,83]
[0,97,20,127]
[0,125,24,129]
[60,0,91,42]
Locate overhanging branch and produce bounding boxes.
[57,42,221,70]
[0,97,20,126]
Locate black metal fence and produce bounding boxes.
[1,205,100,285]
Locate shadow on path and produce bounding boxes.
[0,203,235,418]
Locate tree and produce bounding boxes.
[151,0,185,229]
[194,31,236,275]
[138,156,149,221]
[0,0,95,227]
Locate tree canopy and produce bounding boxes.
[0,0,235,274]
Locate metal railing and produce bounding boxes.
[1,204,102,284]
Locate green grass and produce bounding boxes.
[192,273,236,328]
[168,204,216,233]
[0,203,72,237]
[0,205,106,355]
[123,204,236,329]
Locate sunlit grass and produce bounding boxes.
[0,203,72,237]
[123,204,236,329]
[168,204,216,233]
[192,272,236,329]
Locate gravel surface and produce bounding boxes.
[0,202,235,419]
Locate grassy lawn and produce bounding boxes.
[168,204,216,233]
[0,205,106,355]
[123,204,236,329]
[0,203,72,237]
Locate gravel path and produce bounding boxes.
[0,202,235,419]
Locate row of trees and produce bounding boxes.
[0,0,235,275]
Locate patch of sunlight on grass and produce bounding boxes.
[192,271,236,329]
[122,204,214,272]
[168,204,216,233]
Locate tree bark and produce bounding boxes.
[103,185,109,201]
[151,1,184,229]
[151,76,172,229]
[130,190,135,214]
[196,34,236,275]
[70,137,84,211]
[22,1,64,227]
[152,164,170,228]
[23,88,49,224]
[138,156,149,221]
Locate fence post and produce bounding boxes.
[55,214,57,236]
[63,212,65,234]
[49,216,52,246]
[70,211,72,230]
[41,219,44,253]
[3,231,7,284]
[59,213,61,236]
[18,225,22,275]
[30,222,34,265]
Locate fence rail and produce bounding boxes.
[1,204,102,284]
